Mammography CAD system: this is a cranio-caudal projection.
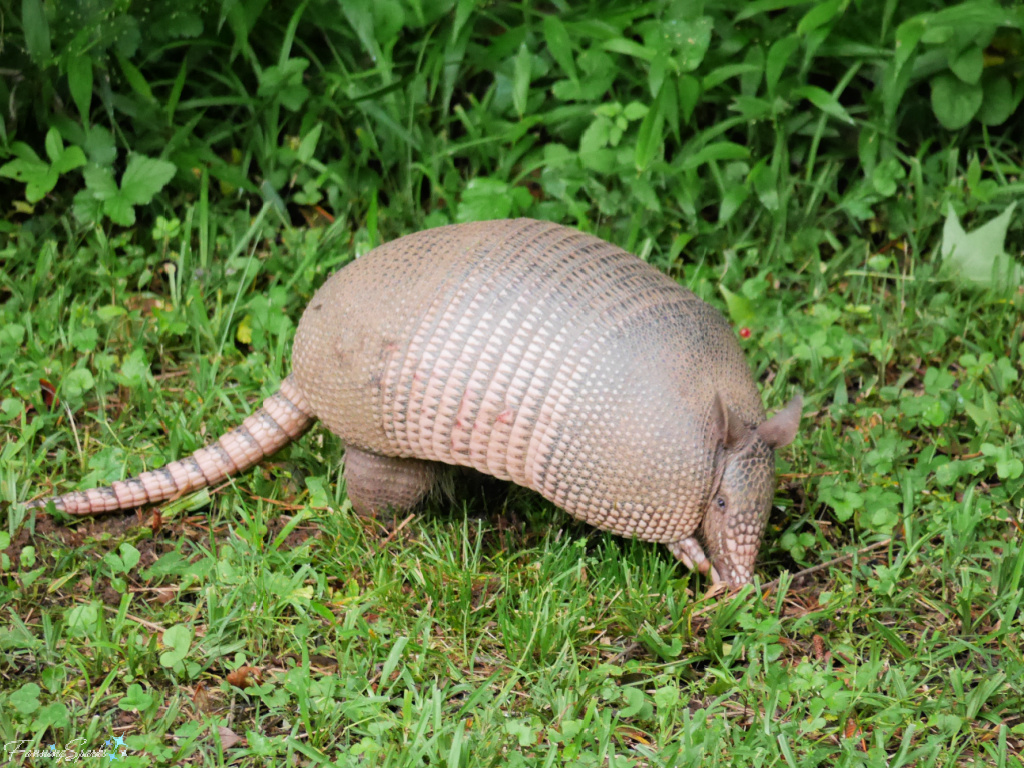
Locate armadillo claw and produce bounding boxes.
[667,537,713,576]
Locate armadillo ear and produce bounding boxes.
[712,392,750,450]
[757,395,802,448]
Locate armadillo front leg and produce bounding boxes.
[342,447,438,518]
[667,537,722,583]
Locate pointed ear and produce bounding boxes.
[711,392,750,450]
[757,395,802,449]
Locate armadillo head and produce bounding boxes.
[701,395,802,587]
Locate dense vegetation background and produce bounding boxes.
[1,0,1023,764]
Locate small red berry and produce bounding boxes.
[739,327,751,339]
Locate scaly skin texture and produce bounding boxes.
[29,219,800,586]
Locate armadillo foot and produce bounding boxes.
[342,447,439,521]
[667,537,721,582]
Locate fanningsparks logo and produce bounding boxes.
[3,735,129,762]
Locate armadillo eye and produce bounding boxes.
[716,496,726,509]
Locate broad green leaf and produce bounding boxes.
[858,126,879,176]
[737,0,806,22]
[977,75,1018,126]
[949,46,983,84]
[665,16,713,72]
[104,194,137,227]
[119,349,153,388]
[765,36,800,97]
[629,175,661,213]
[259,58,309,92]
[740,38,765,96]
[719,285,756,327]
[749,159,779,211]
[580,117,610,155]
[681,141,749,170]
[159,624,192,667]
[44,127,63,164]
[32,702,70,732]
[67,56,93,123]
[933,1,1004,23]
[63,368,95,399]
[83,166,119,199]
[84,125,117,166]
[160,488,211,517]
[296,124,322,164]
[718,185,749,224]
[28,170,59,203]
[871,158,906,197]
[72,188,103,225]
[120,155,177,205]
[797,0,843,35]
[678,75,700,124]
[0,323,25,349]
[648,53,668,98]
[542,16,577,81]
[0,131,84,202]
[372,0,405,44]
[237,314,253,345]
[21,0,51,65]
[940,202,1021,289]
[654,684,681,708]
[931,74,982,130]
[96,305,127,322]
[340,0,383,72]
[65,603,99,636]
[70,326,98,352]
[0,158,51,202]
[54,146,86,177]
[456,177,512,222]
[118,683,155,712]
[920,26,954,45]
[118,543,141,571]
[305,476,332,508]
[451,0,475,40]
[893,19,925,70]
[10,683,41,715]
[7,141,42,163]
[103,549,128,573]
[703,63,763,92]
[619,687,645,717]
[997,458,1024,480]
[602,38,655,62]
[926,1,1005,40]
[622,101,648,121]
[793,85,854,124]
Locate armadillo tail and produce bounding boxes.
[28,375,316,516]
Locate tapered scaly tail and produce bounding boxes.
[27,376,315,515]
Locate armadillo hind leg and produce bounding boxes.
[667,537,722,583]
[28,376,315,515]
[342,447,439,519]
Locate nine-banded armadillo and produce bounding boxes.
[28,219,801,586]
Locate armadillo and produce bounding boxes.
[28,219,801,586]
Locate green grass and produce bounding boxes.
[2,0,1024,765]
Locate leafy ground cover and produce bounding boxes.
[1,0,1023,765]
